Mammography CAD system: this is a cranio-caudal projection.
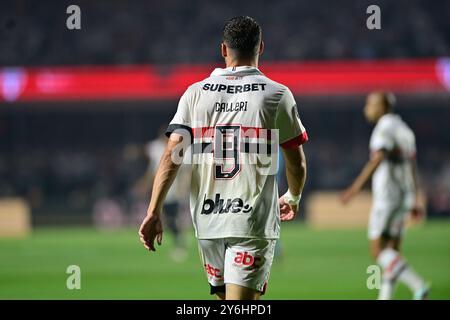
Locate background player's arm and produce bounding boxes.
[341,150,385,204]
[279,145,307,221]
[139,133,183,251]
[411,159,426,220]
[412,159,419,195]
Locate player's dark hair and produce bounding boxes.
[222,16,262,58]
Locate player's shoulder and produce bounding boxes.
[183,81,204,95]
[259,76,296,107]
[261,75,291,93]
[179,80,205,103]
[375,113,399,131]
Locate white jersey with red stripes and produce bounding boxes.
[369,113,416,212]
[166,66,308,239]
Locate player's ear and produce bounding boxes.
[258,41,264,56]
[221,42,227,58]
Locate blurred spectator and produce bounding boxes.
[0,0,449,66]
[0,0,449,223]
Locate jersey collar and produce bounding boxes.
[379,113,400,122]
[210,66,264,77]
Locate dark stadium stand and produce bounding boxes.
[0,0,449,66]
[0,0,449,224]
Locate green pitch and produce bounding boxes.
[1,221,449,299]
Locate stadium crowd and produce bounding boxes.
[0,0,449,66]
[0,0,449,223]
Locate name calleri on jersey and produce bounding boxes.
[165,66,308,239]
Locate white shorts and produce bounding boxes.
[197,238,276,295]
[368,204,409,240]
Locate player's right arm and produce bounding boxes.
[139,134,183,252]
[139,87,193,252]
[340,150,385,204]
[341,119,392,204]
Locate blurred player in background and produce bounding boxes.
[139,16,308,300]
[341,91,429,300]
[143,127,190,262]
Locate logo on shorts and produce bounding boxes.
[204,264,223,279]
[234,252,264,269]
[201,193,252,215]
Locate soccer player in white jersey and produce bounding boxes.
[139,16,308,300]
[341,91,429,300]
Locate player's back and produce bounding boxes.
[166,66,308,239]
[370,113,416,208]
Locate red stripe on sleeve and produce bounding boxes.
[280,131,309,149]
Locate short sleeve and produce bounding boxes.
[165,88,193,141]
[275,88,308,148]
[369,124,394,152]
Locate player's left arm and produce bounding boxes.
[341,150,385,204]
[280,145,307,221]
[139,133,184,252]
[275,88,309,221]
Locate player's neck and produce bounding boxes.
[374,112,390,123]
[225,57,258,69]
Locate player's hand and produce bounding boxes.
[279,197,297,221]
[411,205,425,222]
[139,213,163,252]
[340,186,357,205]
